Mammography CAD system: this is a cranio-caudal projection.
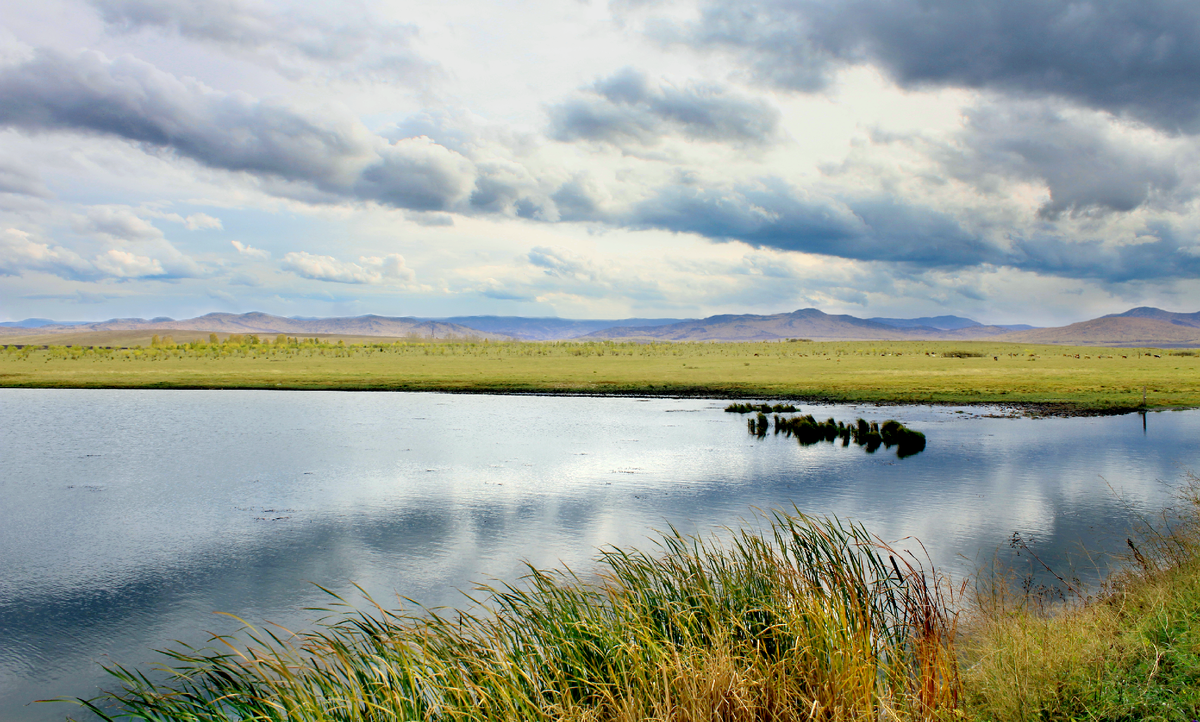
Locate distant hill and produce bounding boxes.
[6,307,1197,346]
[580,308,1021,342]
[0,313,504,340]
[0,318,89,328]
[996,315,1200,347]
[869,315,1036,331]
[430,316,686,341]
[868,315,982,330]
[1100,307,1200,328]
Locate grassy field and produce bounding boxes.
[3,336,1198,411]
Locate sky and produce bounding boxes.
[2,0,1200,325]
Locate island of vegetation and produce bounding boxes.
[3,334,1198,413]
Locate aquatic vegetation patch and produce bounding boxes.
[725,401,799,414]
[760,415,927,458]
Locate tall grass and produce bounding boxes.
[960,474,1200,720]
[79,512,960,721]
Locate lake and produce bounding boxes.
[2,389,1198,721]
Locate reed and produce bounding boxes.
[764,415,925,458]
[77,512,960,722]
[725,402,799,414]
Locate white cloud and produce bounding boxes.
[281,251,416,285]
[76,206,164,241]
[231,240,270,258]
[184,213,223,230]
[0,228,95,280]
[92,248,165,277]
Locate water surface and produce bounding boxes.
[2,389,1197,721]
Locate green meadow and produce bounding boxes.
[3,335,1198,411]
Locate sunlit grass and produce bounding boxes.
[4,336,1198,411]
[75,512,960,722]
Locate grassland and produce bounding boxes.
[3,335,1199,412]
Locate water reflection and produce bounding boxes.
[1,390,1197,721]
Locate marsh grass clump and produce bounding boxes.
[880,420,927,458]
[726,402,799,414]
[765,416,925,458]
[78,512,960,722]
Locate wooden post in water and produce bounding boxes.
[1143,385,1147,406]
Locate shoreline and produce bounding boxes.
[0,381,1175,417]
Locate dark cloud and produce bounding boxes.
[549,68,781,146]
[0,50,373,188]
[622,177,1200,283]
[0,50,475,212]
[89,0,437,85]
[674,0,1200,133]
[1007,226,1200,283]
[626,179,997,267]
[937,102,1188,218]
[551,175,606,221]
[355,139,475,211]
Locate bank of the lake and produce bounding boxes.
[3,338,1199,412]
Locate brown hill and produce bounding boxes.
[580,308,1018,342]
[1,313,507,340]
[995,317,1200,347]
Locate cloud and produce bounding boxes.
[184,212,222,230]
[0,160,51,197]
[405,211,455,227]
[92,248,165,277]
[1,217,204,281]
[549,67,781,147]
[932,101,1191,218]
[0,49,377,189]
[0,49,480,213]
[143,210,223,229]
[231,240,269,258]
[281,251,416,284]
[1005,226,1200,283]
[355,137,477,211]
[206,288,237,303]
[671,0,1200,133]
[75,206,164,241]
[88,0,439,86]
[0,228,97,280]
[624,179,999,267]
[618,176,1200,283]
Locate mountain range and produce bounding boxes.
[1,306,1198,346]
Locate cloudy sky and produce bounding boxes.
[2,0,1200,325]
